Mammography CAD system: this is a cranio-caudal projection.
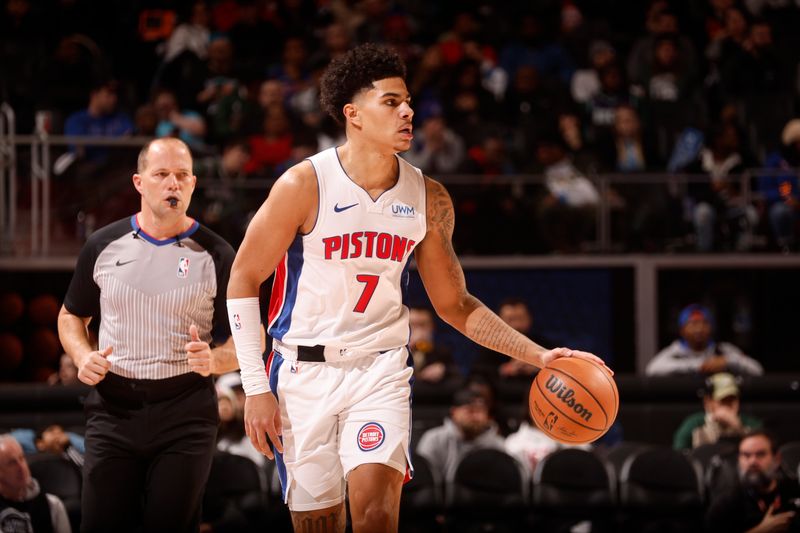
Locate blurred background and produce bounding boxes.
[2,0,800,532]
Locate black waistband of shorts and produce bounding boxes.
[96,371,213,405]
[296,345,326,362]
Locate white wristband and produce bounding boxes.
[227,297,269,396]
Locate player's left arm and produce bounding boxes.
[415,176,609,371]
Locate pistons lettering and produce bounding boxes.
[323,232,415,262]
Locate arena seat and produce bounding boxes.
[202,451,266,533]
[445,448,528,532]
[618,447,704,533]
[27,454,82,531]
[778,441,800,480]
[400,453,442,532]
[532,448,615,532]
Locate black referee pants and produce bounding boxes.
[81,372,219,533]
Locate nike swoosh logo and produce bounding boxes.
[334,202,359,213]
[115,259,136,267]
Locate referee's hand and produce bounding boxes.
[186,324,213,376]
[77,346,112,386]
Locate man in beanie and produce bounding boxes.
[646,304,763,377]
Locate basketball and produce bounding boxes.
[529,357,619,445]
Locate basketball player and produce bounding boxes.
[57,138,238,532]
[226,44,609,533]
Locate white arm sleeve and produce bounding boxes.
[227,297,269,396]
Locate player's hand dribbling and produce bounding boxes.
[77,346,113,385]
[244,392,283,460]
[541,347,613,375]
[186,324,214,376]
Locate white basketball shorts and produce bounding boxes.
[266,346,414,511]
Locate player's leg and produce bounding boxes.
[290,502,347,533]
[348,461,404,533]
[339,347,414,533]
[271,352,348,531]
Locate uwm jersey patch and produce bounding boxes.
[268,148,427,352]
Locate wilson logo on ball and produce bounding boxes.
[544,375,593,422]
[357,422,385,452]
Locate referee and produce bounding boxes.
[58,138,238,532]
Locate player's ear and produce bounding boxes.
[343,103,361,127]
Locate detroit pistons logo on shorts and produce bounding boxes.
[177,257,190,278]
[357,422,385,452]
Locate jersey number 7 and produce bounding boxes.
[354,274,379,313]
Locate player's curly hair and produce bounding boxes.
[319,43,407,125]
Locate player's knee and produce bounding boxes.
[351,501,396,533]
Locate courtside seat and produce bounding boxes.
[445,448,528,533]
[619,447,704,533]
[27,453,82,531]
[532,448,616,532]
[400,453,442,532]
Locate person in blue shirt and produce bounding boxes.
[63,80,133,164]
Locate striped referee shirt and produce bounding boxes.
[64,215,235,380]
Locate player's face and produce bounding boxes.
[134,141,196,219]
[350,77,414,153]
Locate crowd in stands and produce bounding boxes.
[3,0,800,252]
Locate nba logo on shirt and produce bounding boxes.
[233,314,242,330]
[357,422,385,452]
[177,257,190,278]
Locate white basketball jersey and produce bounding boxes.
[267,147,427,352]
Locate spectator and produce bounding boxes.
[685,122,758,252]
[0,434,72,533]
[63,80,133,164]
[585,62,636,141]
[627,6,698,92]
[416,388,505,481]
[472,298,560,381]
[163,0,210,63]
[506,398,590,475]
[646,304,764,377]
[408,305,459,384]
[216,386,265,471]
[757,119,800,252]
[571,40,617,104]
[153,87,207,151]
[194,139,253,247]
[244,105,294,177]
[402,103,465,175]
[34,424,85,469]
[673,372,762,450]
[133,103,158,136]
[47,353,81,386]
[706,430,800,532]
[535,135,600,253]
[720,18,788,98]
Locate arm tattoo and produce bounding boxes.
[465,306,543,367]
[427,179,468,299]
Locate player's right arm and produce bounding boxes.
[57,307,112,386]
[227,160,317,459]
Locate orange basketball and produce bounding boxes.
[529,357,619,445]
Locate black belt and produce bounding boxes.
[296,344,326,362]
